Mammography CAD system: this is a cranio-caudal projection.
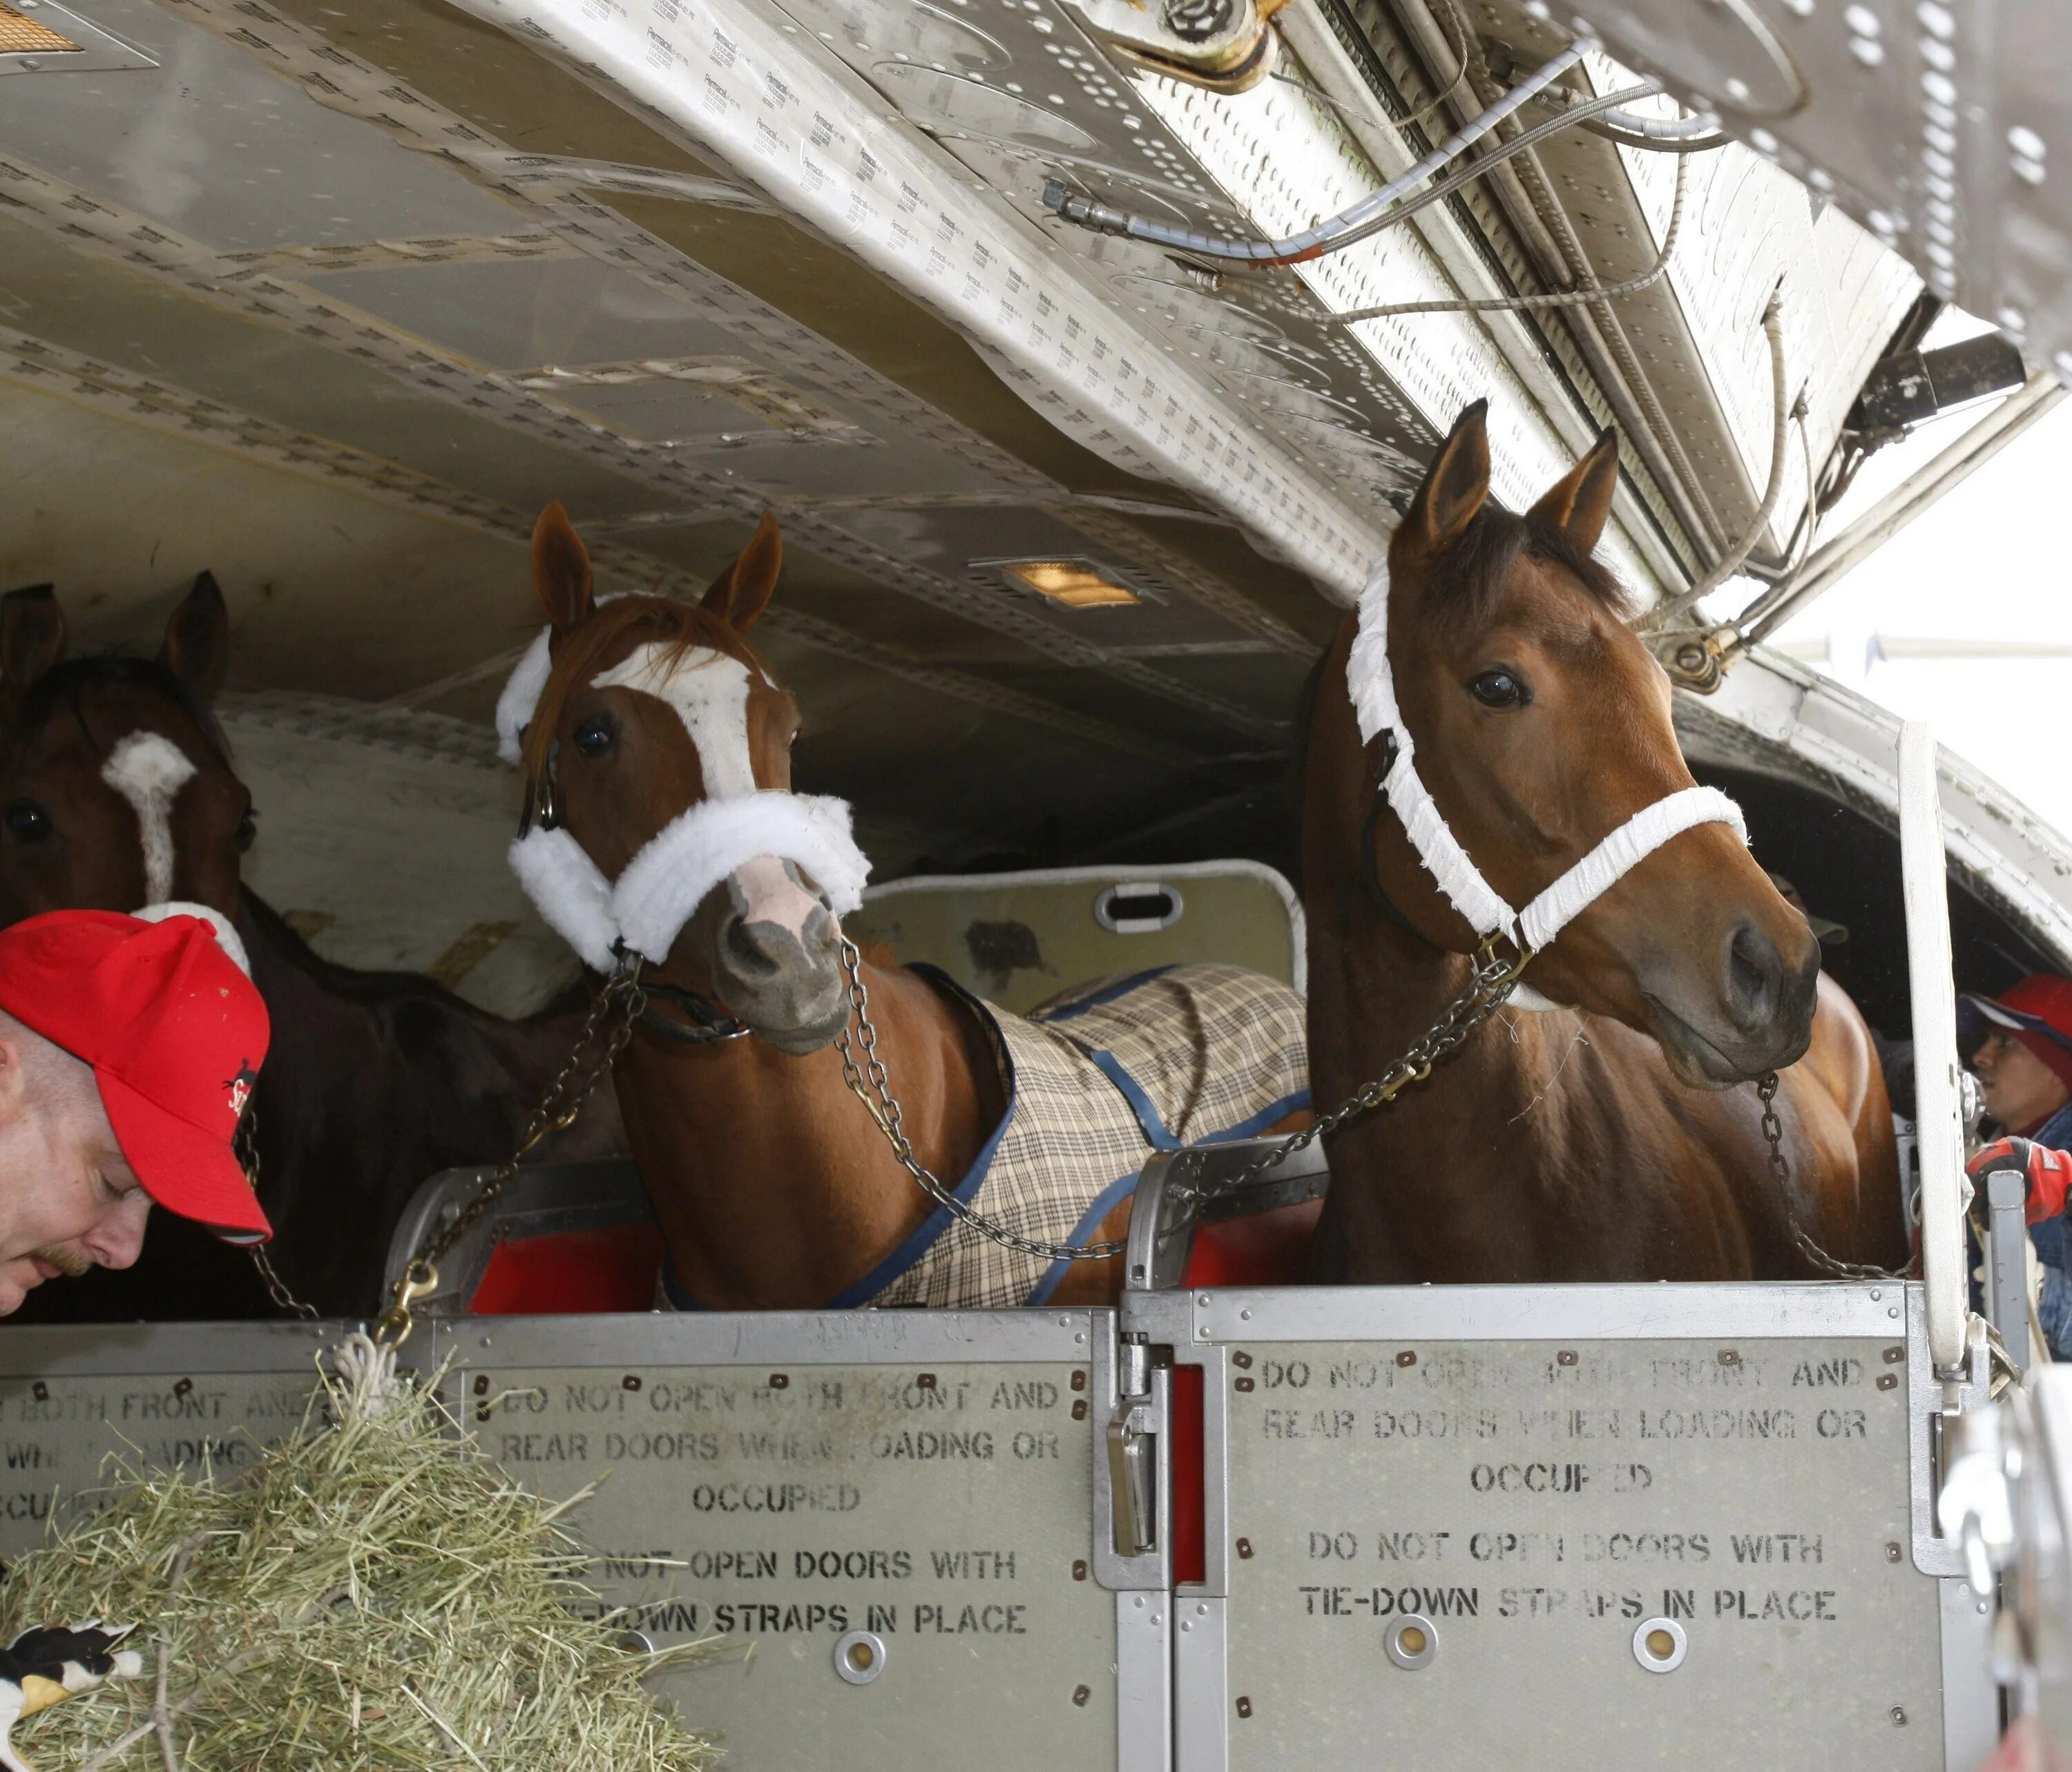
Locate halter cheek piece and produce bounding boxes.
[1347,559,1749,984]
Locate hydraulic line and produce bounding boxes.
[1330,148,1686,323]
[1527,84,1727,148]
[1647,295,1793,632]
[1042,40,1591,267]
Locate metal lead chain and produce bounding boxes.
[374,956,647,1348]
[834,933,1531,1260]
[835,936,1127,1264]
[1188,934,1533,1208]
[1758,1070,1911,1282]
[235,1104,318,1320]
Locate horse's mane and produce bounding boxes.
[1426,503,1636,638]
[519,596,745,786]
[11,654,231,764]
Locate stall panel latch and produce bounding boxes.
[1108,1331,1158,1557]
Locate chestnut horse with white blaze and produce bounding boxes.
[1303,402,1902,1282]
[506,504,1307,1311]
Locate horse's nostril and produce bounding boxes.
[1727,924,1779,1024]
[723,916,782,977]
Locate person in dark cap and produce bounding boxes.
[1961,974,2072,1357]
[0,909,270,1316]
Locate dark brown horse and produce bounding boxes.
[1303,403,1901,1282]
[513,506,1309,1310]
[0,577,624,1320]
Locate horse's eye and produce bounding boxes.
[1468,668,1531,709]
[3,800,50,842]
[572,715,615,758]
[236,809,258,854]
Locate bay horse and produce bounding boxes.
[0,577,624,1321]
[506,505,1308,1310]
[1303,402,1902,1282]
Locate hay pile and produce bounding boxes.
[0,1337,715,1771]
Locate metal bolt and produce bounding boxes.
[1878,1372,1899,1390]
[473,1374,490,1396]
[1072,1398,1089,1420]
[1232,1351,1254,1369]
[914,1373,933,1390]
[1073,1560,1088,1581]
[1073,1684,1091,1707]
[173,1377,193,1397]
[1396,1350,1417,1368]
[622,1374,642,1391]
[769,1372,790,1389]
[1235,1696,1254,1719]
[1718,1350,1740,1366]
[1557,1350,1577,1367]
[1234,1376,1255,1392]
[1886,1541,1903,1562]
[30,1382,47,1402]
[1071,1369,1087,1391]
[1891,1706,1908,1727]
[1163,0,1238,44]
[1883,1347,1904,1363]
[1236,1537,1254,1559]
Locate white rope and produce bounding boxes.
[1347,560,1747,957]
[328,1331,405,1421]
[510,790,870,972]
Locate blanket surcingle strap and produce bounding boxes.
[664,962,1309,1311]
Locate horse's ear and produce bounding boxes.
[1403,400,1490,558]
[532,502,595,634]
[158,570,231,702]
[700,511,781,633]
[0,585,66,703]
[1528,427,1620,557]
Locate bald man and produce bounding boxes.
[0,911,269,1315]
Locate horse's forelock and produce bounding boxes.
[1413,505,1633,644]
[10,655,231,769]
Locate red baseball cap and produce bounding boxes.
[1959,974,2072,1095]
[0,911,271,1242]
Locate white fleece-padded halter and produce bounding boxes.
[498,624,870,970]
[510,791,868,971]
[1348,559,1747,963]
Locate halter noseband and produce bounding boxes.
[1347,559,1748,970]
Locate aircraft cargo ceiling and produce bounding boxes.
[0,0,1977,1006]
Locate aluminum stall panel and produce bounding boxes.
[1132,1284,1996,1772]
[459,1309,1120,1771]
[0,1321,363,1558]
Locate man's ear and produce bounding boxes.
[0,1037,27,1130]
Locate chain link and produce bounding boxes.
[834,933,1533,1264]
[374,957,647,1348]
[233,1104,318,1319]
[1191,935,1533,1208]
[1758,1070,1912,1281]
[835,936,1128,1264]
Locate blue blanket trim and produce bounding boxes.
[1021,1083,1312,1306]
[1031,966,1175,1023]
[663,963,1017,1313]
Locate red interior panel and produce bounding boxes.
[467,1224,664,1316]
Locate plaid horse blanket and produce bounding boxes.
[858,962,1309,1309]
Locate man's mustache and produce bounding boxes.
[25,1244,90,1279]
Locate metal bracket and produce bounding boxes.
[1057,0,1283,93]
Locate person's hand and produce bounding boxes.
[1968,1137,2072,1223]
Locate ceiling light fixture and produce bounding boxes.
[980,556,1144,609]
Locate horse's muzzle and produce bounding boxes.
[1642,919,1820,1088]
[709,863,849,1054]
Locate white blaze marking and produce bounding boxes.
[100,734,197,905]
[591,642,758,799]
[590,642,829,934]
